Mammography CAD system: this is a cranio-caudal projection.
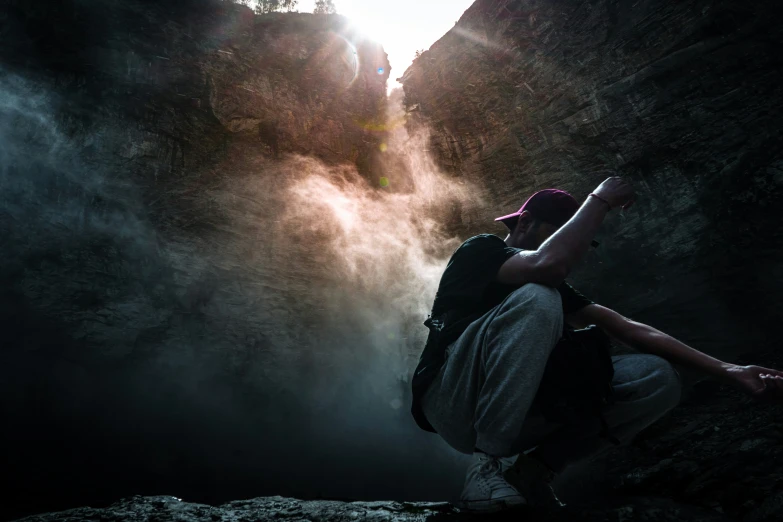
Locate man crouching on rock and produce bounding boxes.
[411,177,783,513]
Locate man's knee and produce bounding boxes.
[482,283,564,363]
[649,356,681,409]
[501,283,563,321]
[658,360,682,412]
[626,355,682,414]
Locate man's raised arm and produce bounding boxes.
[497,177,634,287]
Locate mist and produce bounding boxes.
[0,58,484,518]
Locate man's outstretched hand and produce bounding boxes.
[725,364,783,402]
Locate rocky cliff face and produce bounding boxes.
[0,0,391,394]
[401,0,783,367]
[1,2,422,519]
[2,0,389,172]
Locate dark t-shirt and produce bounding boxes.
[411,234,594,432]
[430,234,593,321]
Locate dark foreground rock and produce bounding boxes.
[14,496,455,522]
[601,358,783,522]
[9,495,733,522]
[17,351,783,522]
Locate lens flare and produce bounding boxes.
[335,33,360,89]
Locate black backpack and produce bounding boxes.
[530,325,619,444]
[411,309,486,433]
[413,314,619,443]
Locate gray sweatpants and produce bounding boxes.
[420,283,682,472]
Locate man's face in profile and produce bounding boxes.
[519,219,560,250]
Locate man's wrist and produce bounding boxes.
[588,193,612,211]
[712,361,740,382]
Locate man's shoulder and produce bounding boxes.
[444,234,515,273]
[459,233,504,249]
[466,233,503,242]
[448,234,504,260]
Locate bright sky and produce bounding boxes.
[296,0,475,90]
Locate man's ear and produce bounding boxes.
[515,211,535,234]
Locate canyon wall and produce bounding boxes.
[1,2,454,519]
[401,0,783,362]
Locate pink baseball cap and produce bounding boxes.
[494,189,579,229]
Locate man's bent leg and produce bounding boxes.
[420,283,564,457]
[529,354,682,473]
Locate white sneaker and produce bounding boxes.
[458,452,527,512]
